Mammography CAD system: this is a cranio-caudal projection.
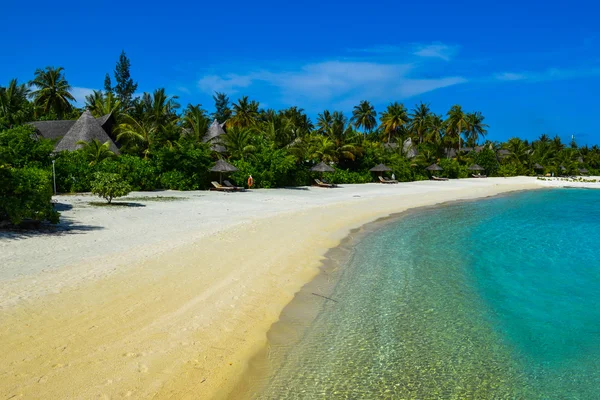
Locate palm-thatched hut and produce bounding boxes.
[202,119,227,152]
[54,110,119,154]
[369,163,392,172]
[28,111,116,149]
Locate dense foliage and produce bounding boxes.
[0,126,58,225]
[1,53,599,225]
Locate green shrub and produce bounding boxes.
[54,150,94,193]
[159,170,194,190]
[497,163,518,177]
[90,172,132,203]
[0,165,59,225]
[0,125,54,168]
[473,148,500,176]
[323,169,372,184]
[439,159,468,178]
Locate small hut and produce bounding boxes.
[54,110,119,154]
[210,159,238,184]
[369,163,392,180]
[202,119,227,153]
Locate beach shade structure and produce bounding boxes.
[559,165,567,173]
[369,163,392,173]
[579,168,589,175]
[311,161,335,173]
[467,164,485,171]
[534,163,544,170]
[425,163,443,172]
[210,159,238,184]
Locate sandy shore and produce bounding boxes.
[0,177,592,399]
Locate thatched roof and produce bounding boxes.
[54,110,119,154]
[311,161,335,172]
[497,149,511,158]
[203,119,227,153]
[559,165,567,171]
[369,163,391,172]
[533,163,544,170]
[29,113,115,142]
[579,168,589,174]
[467,164,485,171]
[29,120,76,141]
[426,163,443,171]
[210,159,237,172]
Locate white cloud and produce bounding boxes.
[70,87,96,105]
[494,67,600,83]
[197,60,466,108]
[413,43,459,61]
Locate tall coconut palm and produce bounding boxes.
[446,105,468,149]
[29,66,75,118]
[408,102,431,144]
[464,111,488,146]
[0,79,31,128]
[77,139,116,166]
[425,114,445,145]
[379,102,408,143]
[230,96,259,128]
[350,100,377,135]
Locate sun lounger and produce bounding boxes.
[471,174,487,178]
[223,180,246,191]
[211,181,236,191]
[378,176,398,184]
[314,178,336,188]
[431,176,449,181]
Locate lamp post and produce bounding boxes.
[52,160,56,195]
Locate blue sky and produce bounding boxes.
[2,0,599,144]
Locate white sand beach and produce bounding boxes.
[0,177,595,399]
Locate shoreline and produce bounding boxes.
[0,178,586,399]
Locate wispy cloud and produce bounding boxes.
[413,43,459,61]
[494,67,600,82]
[197,60,466,109]
[71,87,95,105]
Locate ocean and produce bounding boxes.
[248,188,600,399]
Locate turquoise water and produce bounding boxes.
[255,189,600,399]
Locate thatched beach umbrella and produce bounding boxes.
[579,168,589,175]
[560,165,567,172]
[210,159,238,184]
[311,161,335,173]
[369,163,392,172]
[534,163,544,170]
[425,163,443,171]
[467,164,485,171]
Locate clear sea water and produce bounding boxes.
[252,189,600,399]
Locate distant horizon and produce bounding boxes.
[2,0,598,145]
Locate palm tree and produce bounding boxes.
[182,104,209,142]
[408,102,431,144]
[446,105,468,150]
[464,112,488,146]
[0,79,31,128]
[115,114,156,158]
[425,114,445,145]
[29,66,75,118]
[351,100,377,135]
[220,126,256,159]
[77,139,116,166]
[230,96,259,128]
[85,90,123,120]
[379,102,408,143]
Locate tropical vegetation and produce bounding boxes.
[1,51,599,225]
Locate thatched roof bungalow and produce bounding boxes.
[29,111,118,153]
[202,119,227,152]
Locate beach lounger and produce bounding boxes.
[211,181,236,191]
[431,176,449,181]
[378,176,398,184]
[223,180,246,191]
[314,178,336,188]
[471,174,487,178]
